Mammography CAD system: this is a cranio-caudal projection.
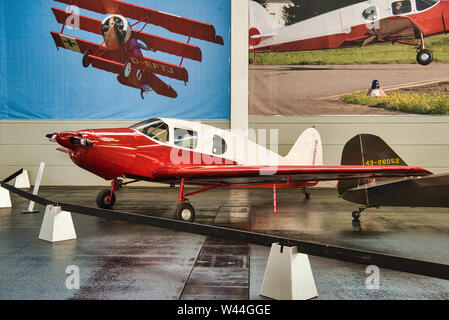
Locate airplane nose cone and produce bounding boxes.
[47,131,79,149]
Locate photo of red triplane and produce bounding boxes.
[250,0,449,65]
[46,118,430,222]
[51,0,224,99]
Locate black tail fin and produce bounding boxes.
[338,134,407,195]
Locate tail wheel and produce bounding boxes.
[122,60,132,79]
[96,189,116,209]
[417,49,433,66]
[82,50,92,68]
[176,202,195,222]
[352,211,361,220]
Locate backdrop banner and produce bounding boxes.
[0,0,230,120]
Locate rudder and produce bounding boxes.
[285,128,323,165]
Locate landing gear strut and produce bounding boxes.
[176,178,195,222]
[302,187,311,200]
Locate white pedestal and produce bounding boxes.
[0,187,12,208]
[14,170,30,189]
[260,243,318,300]
[39,205,77,243]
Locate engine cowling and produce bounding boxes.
[101,14,131,50]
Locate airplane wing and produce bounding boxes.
[151,165,431,186]
[127,53,188,82]
[50,31,188,82]
[51,31,112,58]
[52,7,203,62]
[89,55,124,74]
[54,0,224,45]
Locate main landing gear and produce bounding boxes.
[175,179,225,223]
[96,179,123,209]
[395,32,433,66]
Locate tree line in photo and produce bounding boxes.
[253,0,365,25]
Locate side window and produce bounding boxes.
[174,128,198,149]
[213,135,227,155]
[362,6,378,21]
[392,1,412,15]
[416,0,439,11]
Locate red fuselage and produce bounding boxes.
[54,128,316,189]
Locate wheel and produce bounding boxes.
[96,189,116,209]
[82,50,91,68]
[176,202,195,222]
[417,49,433,66]
[352,211,361,220]
[122,60,132,79]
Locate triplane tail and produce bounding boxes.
[338,134,407,195]
[285,128,323,166]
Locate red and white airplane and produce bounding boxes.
[51,0,224,99]
[46,118,430,222]
[249,0,449,65]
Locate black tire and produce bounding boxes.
[96,189,116,209]
[417,49,433,66]
[82,50,91,68]
[176,202,195,222]
[352,211,361,220]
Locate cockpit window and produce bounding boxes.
[130,118,169,143]
[392,1,412,15]
[416,0,439,11]
[213,135,227,155]
[174,128,198,149]
[362,6,378,21]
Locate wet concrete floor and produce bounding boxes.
[0,187,448,300]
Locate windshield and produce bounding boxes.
[129,118,169,143]
[416,0,439,11]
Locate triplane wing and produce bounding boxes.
[54,0,224,44]
[52,8,203,61]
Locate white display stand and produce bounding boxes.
[0,187,12,208]
[14,170,31,189]
[23,162,45,214]
[38,205,77,243]
[260,243,318,300]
